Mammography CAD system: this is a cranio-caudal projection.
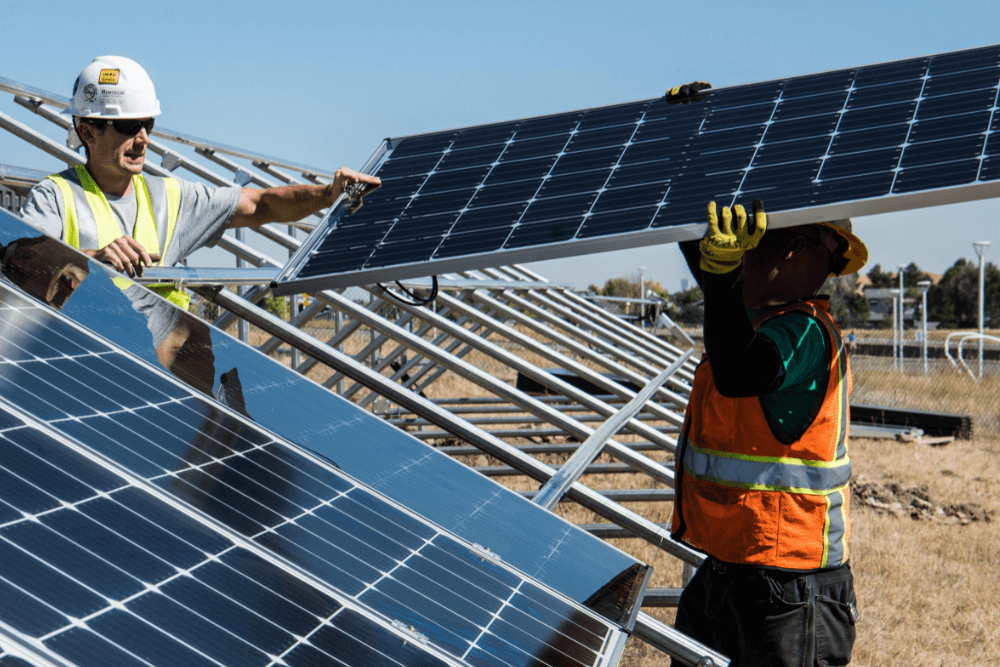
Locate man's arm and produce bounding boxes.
[693,201,785,397]
[229,167,379,228]
[701,270,785,397]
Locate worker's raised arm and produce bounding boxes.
[229,167,380,228]
[697,200,786,397]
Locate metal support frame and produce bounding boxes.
[425,289,685,442]
[194,285,702,561]
[533,351,693,510]
[1,78,731,664]
[465,288,691,412]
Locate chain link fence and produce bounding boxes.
[583,296,1000,439]
[845,329,1000,438]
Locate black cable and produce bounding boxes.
[376,275,439,307]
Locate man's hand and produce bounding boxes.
[84,236,160,278]
[665,81,712,104]
[332,167,381,213]
[699,200,766,274]
[231,167,381,228]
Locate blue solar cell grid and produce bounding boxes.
[275,43,1000,292]
[0,285,620,667]
[0,206,649,632]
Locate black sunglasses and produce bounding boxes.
[85,117,155,136]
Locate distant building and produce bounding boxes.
[862,272,942,328]
[863,288,911,326]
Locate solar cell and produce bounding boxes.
[0,412,455,667]
[0,207,647,628]
[273,43,1000,293]
[0,285,626,666]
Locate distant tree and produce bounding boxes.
[259,295,288,320]
[589,275,665,299]
[820,273,868,328]
[902,262,933,294]
[866,264,895,288]
[928,258,978,328]
[932,289,959,329]
[665,284,705,326]
[986,263,1000,327]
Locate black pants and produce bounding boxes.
[673,557,858,667]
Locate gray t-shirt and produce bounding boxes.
[18,172,241,265]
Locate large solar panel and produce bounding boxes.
[0,216,638,666]
[273,43,1000,293]
[0,407,458,667]
[0,207,648,629]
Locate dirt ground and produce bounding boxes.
[611,434,1000,666]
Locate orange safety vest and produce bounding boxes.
[671,299,851,570]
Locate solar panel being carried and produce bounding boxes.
[0,210,639,667]
[273,43,1000,293]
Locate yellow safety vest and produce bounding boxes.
[47,165,190,310]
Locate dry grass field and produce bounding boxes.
[222,310,1000,666]
[532,434,1000,667]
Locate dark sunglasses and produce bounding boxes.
[85,117,155,136]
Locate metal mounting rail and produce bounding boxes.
[533,349,693,510]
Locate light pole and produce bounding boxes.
[638,266,646,330]
[918,280,931,375]
[973,242,990,379]
[898,264,906,373]
[892,292,899,371]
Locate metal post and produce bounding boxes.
[288,224,299,369]
[639,265,645,330]
[236,227,248,343]
[918,280,931,375]
[335,310,344,394]
[898,265,905,374]
[973,241,990,379]
[532,351,693,510]
[892,295,898,370]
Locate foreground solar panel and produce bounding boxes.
[0,212,642,666]
[273,42,1000,293]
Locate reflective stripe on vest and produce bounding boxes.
[672,299,852,569]
[682,441,852,493]
[46,166,189,310]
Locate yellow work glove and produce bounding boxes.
[699,200,767,274]
[665,81,712,104]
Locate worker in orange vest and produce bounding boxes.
[673,199,867,666]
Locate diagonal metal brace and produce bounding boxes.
[533,349,694,511]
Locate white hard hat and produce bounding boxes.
[65,56,161,119]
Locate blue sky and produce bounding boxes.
[1,0,999,291]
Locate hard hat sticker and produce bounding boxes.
[98,69,120,85]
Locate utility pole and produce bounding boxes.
[638,266,645,330]
[973,242,991,379]
[918,280,931,375]
[898,265,906,374]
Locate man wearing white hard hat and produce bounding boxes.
[19,56,379,310]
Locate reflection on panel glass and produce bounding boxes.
[0,412,457,667]
[276,43,1000,291]
[0,208,646,636]
[0,211,646,622]
[0,209,647,665]
[0,295,626,665]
